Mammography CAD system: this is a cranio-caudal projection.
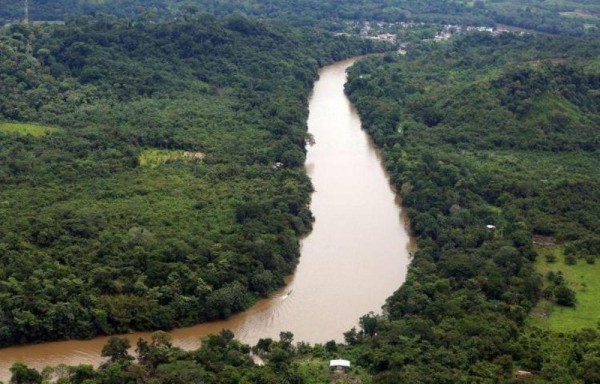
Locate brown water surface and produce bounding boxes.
[0,58,413,380]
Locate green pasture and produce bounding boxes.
[0,122,59,136]
[138,149,205,168]
[530,246,600,332]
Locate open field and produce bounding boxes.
[530,246,600,332]
[559,11,599,19]
[138,149,205,168]
[0,122,59,136]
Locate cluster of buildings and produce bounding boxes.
[355,20,425,39]
[337,20,527,55]
[432,24,506,42]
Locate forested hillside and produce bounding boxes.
[7,28,599,384]
[0,14,384,346]
[2,0,599,36]
[343,33,600,383]
[2,0,600,383]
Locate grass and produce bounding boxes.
[457,146,600,185]
[0,122,59,136]
[559,11,599,19]
[525,95,585,126]
[530,246,600,332]
[138,149,205,168]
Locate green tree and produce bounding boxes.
[9,363,42,384]
[554,286,576,307]
[101,336,134,363]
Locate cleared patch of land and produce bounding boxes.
[530,246,600,332]
[0,122,59,136]
[559,11,599,19]
[138,149,205,168]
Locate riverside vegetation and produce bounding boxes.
[343,32,600,383]
[0,14,385,346]
[1,1,600,384]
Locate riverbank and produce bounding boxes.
[0,58,413,382]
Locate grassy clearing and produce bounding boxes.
[559,11,598,19]
[530,246,600,332]
[526,95,583,123]
[559,10,599,21]
[459,146,600,183]
[138,149,205,168]
[0,122,59,136]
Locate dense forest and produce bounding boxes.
[0,14,385,346]
[2,1,600,384]
[6,28,599,384]
[1,0,599,36]
[343,32,600,383]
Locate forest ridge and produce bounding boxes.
[1,0,600,36]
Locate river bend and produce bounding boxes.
[0,58,413,380]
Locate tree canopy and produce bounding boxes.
[1,0,599,36]
[343,31,600,383]
[0,14,385,346]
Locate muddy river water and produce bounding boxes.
[0,58,413,380]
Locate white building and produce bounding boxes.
[329,359,351,373]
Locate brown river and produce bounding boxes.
[0,58,413,380]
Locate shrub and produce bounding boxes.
[554,286,576,307]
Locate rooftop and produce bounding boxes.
[329,359,351,368]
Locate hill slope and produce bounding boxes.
[344,32,600,382]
